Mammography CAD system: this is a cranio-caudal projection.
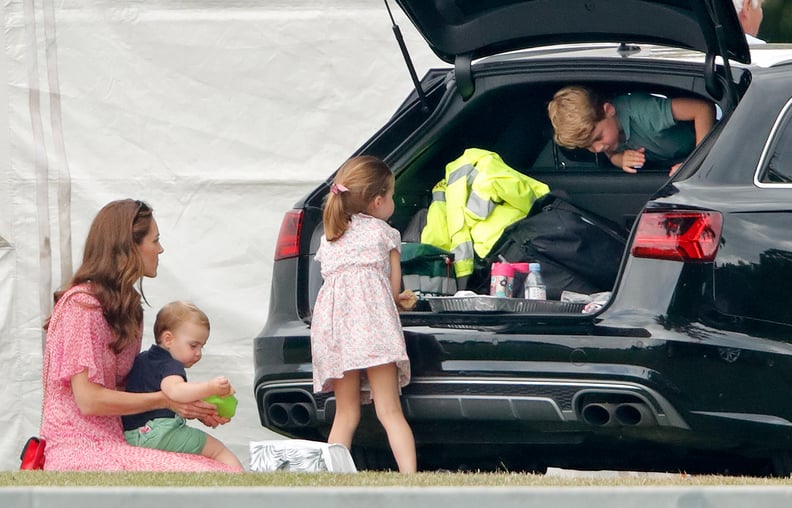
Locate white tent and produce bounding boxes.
[3,0,439,470]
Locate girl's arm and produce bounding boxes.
[71,369,220,420]
[390,248,417,310]
[389,249,402,301]
[671,97,715,144]
[160,375,232,403]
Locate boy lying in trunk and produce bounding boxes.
[548,85,715,176]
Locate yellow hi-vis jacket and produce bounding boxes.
[421,148,550,278]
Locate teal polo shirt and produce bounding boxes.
[613,93,695,165]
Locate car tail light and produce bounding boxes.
[274,210,303,260]
[631,210,723,262]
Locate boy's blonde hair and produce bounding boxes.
[323,155,394,242]
[153,301,210,344]
[547,85,607,149]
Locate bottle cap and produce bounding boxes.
[529,262,541,271]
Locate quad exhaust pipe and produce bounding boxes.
[262,390,661,430]
[580,401,656,427]
[267,401,317,428]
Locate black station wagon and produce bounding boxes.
[254,0,792,475]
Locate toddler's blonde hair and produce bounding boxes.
[154,301,210,344]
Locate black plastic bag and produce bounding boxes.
[484,193,627,299]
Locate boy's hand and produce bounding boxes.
[397,289,418,311]
[669,162,682,176]
[209,376,233,397]
[619,147,645,173]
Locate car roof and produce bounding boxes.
[395,0,750,65]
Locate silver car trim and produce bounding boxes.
[754,96,792,189]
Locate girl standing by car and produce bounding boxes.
[311,156,417,473]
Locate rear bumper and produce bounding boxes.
[255,375,689,431]
[253,319,792,460]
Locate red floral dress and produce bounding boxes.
[311,214,410,401]
[40,284,240,471]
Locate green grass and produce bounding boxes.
[2,471,792,488]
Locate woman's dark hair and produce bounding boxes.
[46,199,153,353]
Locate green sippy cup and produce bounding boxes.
[204,394,238,418]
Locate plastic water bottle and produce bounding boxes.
[524,262,547,300]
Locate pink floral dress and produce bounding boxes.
[40,284,239,471]
[311,214,410,400]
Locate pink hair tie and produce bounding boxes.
[330,183,349,195]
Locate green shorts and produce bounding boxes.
[124,416,207,455]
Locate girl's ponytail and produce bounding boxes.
[322,156,394,242]
[323,190,349,241]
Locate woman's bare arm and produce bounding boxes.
[71,369,221,420]
[71,369,167,416]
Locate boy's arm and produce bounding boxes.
[160,375,232,403]
[671,98,715,144]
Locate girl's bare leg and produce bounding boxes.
[327,370,361,449]
[368,363,416,473]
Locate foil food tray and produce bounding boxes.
[424,296,586,314]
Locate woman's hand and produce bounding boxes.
[169,398,219,422]
[169,399,233,428]
[198,414,232,428]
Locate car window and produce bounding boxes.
[758,99,792,185]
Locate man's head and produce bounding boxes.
[547,85,620,154]
[732,0,763,37]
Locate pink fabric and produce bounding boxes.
[311,214,410,400]
[40,284,238,472]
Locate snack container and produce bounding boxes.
[425,295,585,314]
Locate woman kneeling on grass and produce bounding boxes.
[40,199,242,472]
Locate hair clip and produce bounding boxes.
[330,183,349,195]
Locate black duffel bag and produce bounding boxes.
[482,193,628,299]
